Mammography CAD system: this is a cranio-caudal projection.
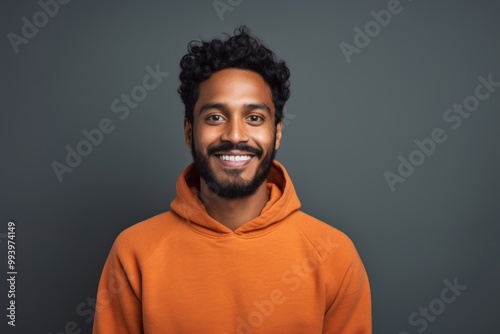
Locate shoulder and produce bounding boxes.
[290,211,360,261]
[111,211,181,260]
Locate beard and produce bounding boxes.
[191,134,277,199]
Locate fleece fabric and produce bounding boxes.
[93,161,371,333]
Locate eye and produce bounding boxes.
[247,115,264,123]
[206,114,224,123]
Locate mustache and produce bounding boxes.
[207,142,263,159]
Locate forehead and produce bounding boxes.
[196,68,274,109]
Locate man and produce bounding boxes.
[93,26,371,333]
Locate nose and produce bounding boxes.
[221,118,249,143]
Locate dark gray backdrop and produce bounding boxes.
[1,0,499,333]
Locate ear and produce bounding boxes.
[274,119,283,150]
[184,118,193,149]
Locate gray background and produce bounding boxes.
[1,0,499,333]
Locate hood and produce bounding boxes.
[170,160,301,237]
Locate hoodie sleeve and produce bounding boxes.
[92,234,143,334]
[322,236,372,334]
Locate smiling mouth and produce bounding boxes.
[214,153,254,167]
[218,154,252,162]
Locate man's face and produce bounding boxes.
[185,68,282,198]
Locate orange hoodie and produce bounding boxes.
[93,161,371,333]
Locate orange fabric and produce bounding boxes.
[93,161,371,333]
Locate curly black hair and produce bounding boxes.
[178,25,290,125]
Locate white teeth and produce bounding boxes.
[219,155,252,162]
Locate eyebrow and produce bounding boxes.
[199,102,271,115]
[246,103,271,115]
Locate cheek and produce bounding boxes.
[194,125,219,151]
[253,127,276,149]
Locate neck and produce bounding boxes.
[198,180,269,231]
